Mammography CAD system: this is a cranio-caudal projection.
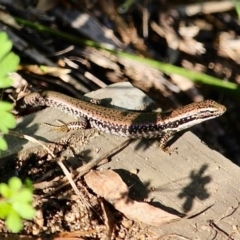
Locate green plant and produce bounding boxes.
[0,32,35,233]
[0,177,35,233]
[14,18,240,95]
[0,32,19,150]
[233,0,240,19]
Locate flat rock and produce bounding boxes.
[2,82,240,239]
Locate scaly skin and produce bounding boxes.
[17,91,226,148]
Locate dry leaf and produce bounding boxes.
[84,170,179,226]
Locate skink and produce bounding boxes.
[16,91,226,149]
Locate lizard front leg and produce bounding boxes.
[44,117,88,132]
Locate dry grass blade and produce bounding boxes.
[37,139,132,195]
[57,158,92,210]
[8,131,91,209]
[8,130,55,157]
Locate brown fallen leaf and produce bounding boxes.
[84,170,179,226]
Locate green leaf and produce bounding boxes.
[8,177,22,191]
[0,76,13,88]
[0,109,16,133]
[24,179,33,191]
[0,32,20,89]
[0,102,13,111]
[6,209,22,233]
[0,202,11,218]
[0,137,8,151]
[11,188,33,202]
[0,52,19,82]
[0,32,12,61]
[0,183,11,198]
[13,202,35,219]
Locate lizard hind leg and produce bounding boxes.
[159,131,175,152]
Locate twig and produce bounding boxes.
[209,220,235,240]
[8,130,55,157]
[57,157,92,209]
[74,139,132,178]
[39,139,132,196]
[9,130,91,208]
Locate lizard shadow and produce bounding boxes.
[133,131,185,151]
